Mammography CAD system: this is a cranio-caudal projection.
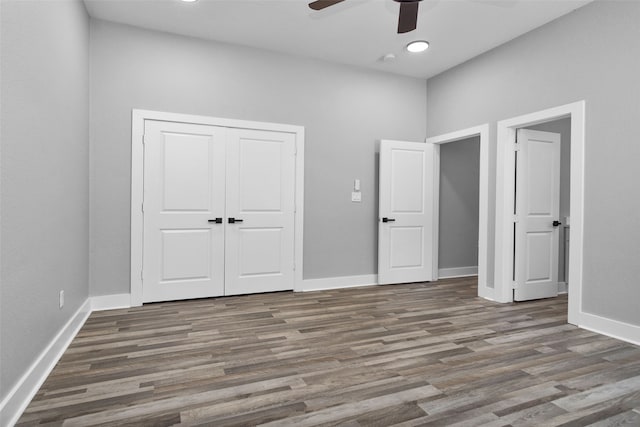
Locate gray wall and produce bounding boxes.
[438,137,480,270]
[89,20,427,296]
[426,0,640,325]
[526,118,571,283]
[0,0,90,401]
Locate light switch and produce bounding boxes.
[354,179,361,191]
[351,191,362,202]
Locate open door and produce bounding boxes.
[514,129,561,301]
[378,140,437,285]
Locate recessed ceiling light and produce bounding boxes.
[406,40,429,53]
[181,0,198,3]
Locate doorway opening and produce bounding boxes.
[426,124,491,299]
[438,136,480,280]
[495,101,585,325]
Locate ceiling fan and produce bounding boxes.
[309,0,423,34]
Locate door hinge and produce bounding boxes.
[141,270,143,281]
[143,134,148,145]
[512,215,519,223]
[141,202,144,212]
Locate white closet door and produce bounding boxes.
[224,128,296,295]
[142,120,226,303]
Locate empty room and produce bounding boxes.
[1,0,640,425]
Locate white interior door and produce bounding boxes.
[224,128,296,295]
[514,129,561,301]
[378,141,436,285]
[142,120,226,303]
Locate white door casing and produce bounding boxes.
[514,129,561,301]
[224,128,296,295]
[378,140,437,285]
[142,120,227,302]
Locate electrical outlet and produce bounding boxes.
[351,191,362,202]
[59,290,64,309]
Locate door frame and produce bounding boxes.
[495,101,585,326]
[130,109,305,307]
[426,124,490,299]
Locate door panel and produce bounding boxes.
[161,230,211,281]
[162,135,212,211]
[391,150,425,212]
[390,226,424,268]
[378,141,435,285]
[238,228,283,276]
[514,129,561,301]
[225,129,296,295]
[239,139,283,212]
[142,120,226,302]
[525,232,553,282]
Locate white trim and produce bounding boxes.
[301,275,378,292]
[426,124,491,299]
[495,101,585,327]
[293,128,305,292]
[0,299,92,427]
[91,294,132,311]
[130,109,305,305]
[578,312,640,347]
[431,144,441,281]
[438,266,478,279]
[558,281,567,294]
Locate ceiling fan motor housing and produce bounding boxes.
[309,0,422,34]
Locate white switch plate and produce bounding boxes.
[351,191,362,202]
[354,179,361,191]
[59,290,64,309]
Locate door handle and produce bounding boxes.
[208,218,223,224]
[228,217,244,224]
[382,217,396,223]
[553,220,562,227]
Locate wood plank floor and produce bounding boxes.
[18,277,640,426]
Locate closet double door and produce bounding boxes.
[142,120,296,303]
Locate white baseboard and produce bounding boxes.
[438,266,478,279]
[558,281,567,294]
[0,299,92,427]
[91,293,132,311]
[301,274,378,292]
[578,311,640,347]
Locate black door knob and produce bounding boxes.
[382,217,396,223]
[208,218,223,224]
[553,220,562,227]
[228,217,244,224]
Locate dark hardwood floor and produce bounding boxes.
[18,277,640,426]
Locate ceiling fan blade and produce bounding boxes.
[398,1,420,34]
[309,0,346,11]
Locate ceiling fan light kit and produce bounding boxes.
[308,0,423,34]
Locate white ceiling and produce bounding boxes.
[84,0,592,79]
